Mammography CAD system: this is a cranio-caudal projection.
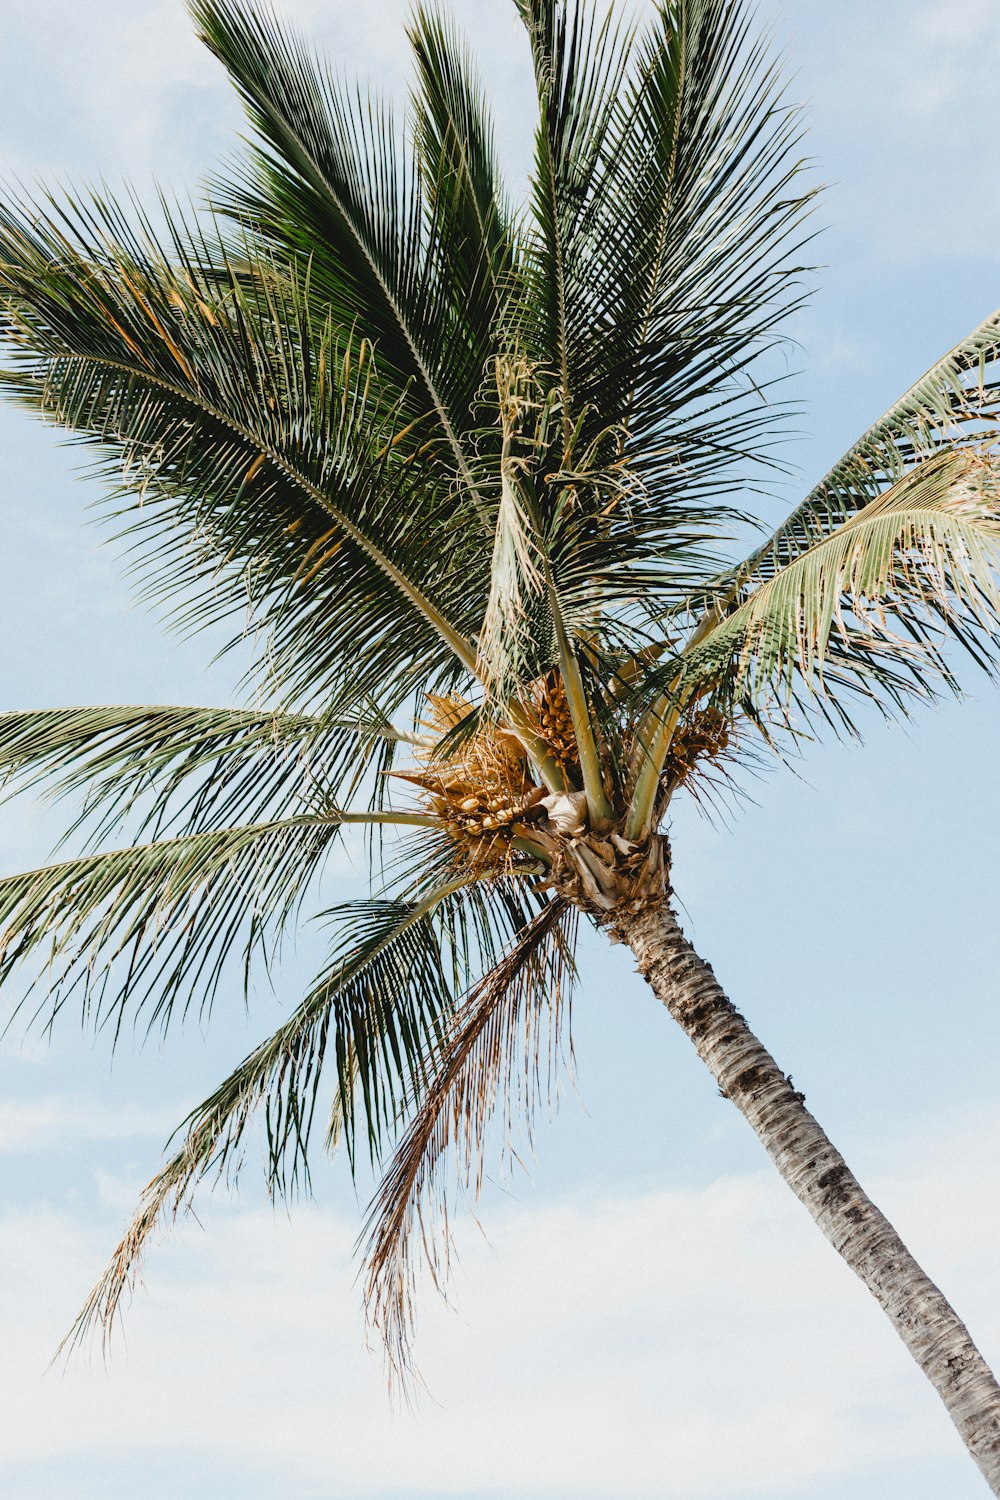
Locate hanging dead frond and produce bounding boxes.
[362,895,577,1385]
[476,355,546,695]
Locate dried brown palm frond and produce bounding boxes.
[362,895,577,1384]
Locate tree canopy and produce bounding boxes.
[1,0,1000,1385]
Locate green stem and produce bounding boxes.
[511,829,553,865]
[335,811,444,829]
[623,695,683,841]
[505,705,571,797]
[623,606,721,841]
[547,576,614,823]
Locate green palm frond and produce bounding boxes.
[606,0,816,486]
[515,0,635,431]
[321,869,569,1161]
[662,448,1000,721]
[0,702,418,843]
[407,3,519,349]
[62,875,565,1352]
[515,0,815,532]
[60,883,463,1353]
[0,814,351,1041]
[363,894,577,1380]
[625,446,1000,835]
[189,0,490,511]
[705,305,1000,603]
[0,198,480,706]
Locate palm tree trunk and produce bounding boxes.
[615,895,1000,1492]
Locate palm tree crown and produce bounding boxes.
[3,0,1000,1455]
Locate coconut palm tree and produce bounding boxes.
[2,0,1000,1486]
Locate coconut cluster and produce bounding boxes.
[436,779,546,840]
[524,670,581,781]
[663,707,732,788]
[396,694,552,870]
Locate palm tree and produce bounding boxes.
[2,0,1000,1485]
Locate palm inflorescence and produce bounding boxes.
[2,0,1000,1374]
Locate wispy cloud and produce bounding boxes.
[0,1095,179,1154]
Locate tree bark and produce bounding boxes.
[615,895,1000,1492]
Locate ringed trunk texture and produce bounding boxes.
[615,895,1000,1492]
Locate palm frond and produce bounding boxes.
[62,874,562,1351]
[59,881,461,1354]
[0,701,417,845]
[363,894,577,1380]
[0,814,349,1042]
[514,0,815,549]
[189,0,490,511]
[407,3,519,349]
[0,195,481,708]
[514,0,637,485]
[604,0,816,485]
[662,448,1000,724]
[706,305,1000,602]
[625,446,1000,834]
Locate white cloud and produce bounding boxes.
[2,1108,998,1497]
[0,1095,179,1155]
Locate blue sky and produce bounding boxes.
[2,2,1000,1497]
